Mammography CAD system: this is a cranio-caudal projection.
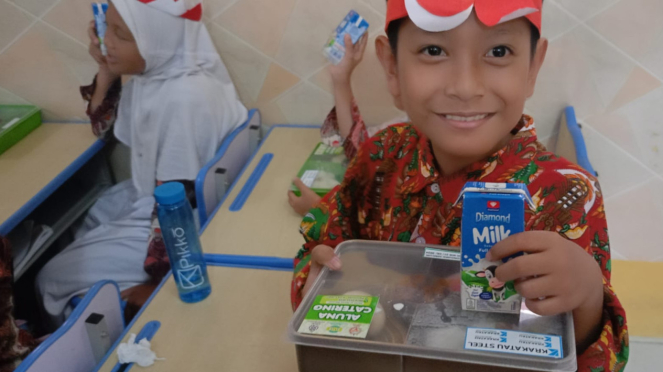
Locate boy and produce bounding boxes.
[291,1,628,371]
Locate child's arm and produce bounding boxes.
[321,34,369,160]
[488,185,628,371]
[81,20,121,139]
[291,146,372,310]
[288,34,369,217]
[488,232,604,348]
[329,33,367,138]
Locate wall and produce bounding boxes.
[0,0,661,260]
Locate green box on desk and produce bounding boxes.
[0,105,42,155]
[290,143,348,197]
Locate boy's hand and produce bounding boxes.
[488,231,605,350]
[288,178,322,217]
[487,231,604,317]
[301,244,342,298]
[87,20,118,83]
[329,33,368,85]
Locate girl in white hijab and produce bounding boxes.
[37,0,247,326]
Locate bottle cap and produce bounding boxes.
[154,182,186,206]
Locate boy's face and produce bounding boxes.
[377,13,547,166]
[105,3,146,76]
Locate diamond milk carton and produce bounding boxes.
[322,10,369,65]
[457,182,534,314]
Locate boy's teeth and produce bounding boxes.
[444,114,488,122]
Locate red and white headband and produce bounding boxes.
[386,0,542,33]
[138,0,203,21]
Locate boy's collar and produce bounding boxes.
[386,0,542,33]
[400,115,537,194]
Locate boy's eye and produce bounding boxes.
[486,46,511,58]
[421,46,445,57]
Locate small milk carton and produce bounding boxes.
[323,10,369,65]
[457,182,534,314]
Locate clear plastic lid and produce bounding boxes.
[288,241,577,372]
[0,106,38,126]
[291,143,348,196]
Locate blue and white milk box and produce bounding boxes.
[323,10,369,65]
[457,182,534,314]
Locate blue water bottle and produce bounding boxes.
[154,182,211,303]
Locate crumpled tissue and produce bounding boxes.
[117,333,164,367]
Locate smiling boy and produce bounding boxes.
[291,1,628,370]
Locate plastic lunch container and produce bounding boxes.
[290,142,348,197]
[288,241,577,372]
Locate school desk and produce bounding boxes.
[198,125,321,259]
[96,267,297,372]
[0,123,107,278]
[96,125,320,371]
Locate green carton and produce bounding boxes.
[0,105,42,155]
[291,143,348,197]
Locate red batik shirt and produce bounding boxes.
[0,237,35,372]
[320,98,369,160]
[292,115,628,372]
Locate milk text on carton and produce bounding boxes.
[458,182,534,314]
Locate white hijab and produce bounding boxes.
[111,0,247,197]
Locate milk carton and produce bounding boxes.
[457,182,534,314]
[323,10,369,65]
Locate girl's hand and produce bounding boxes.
[329,33,368,85]
[87,20,118,82]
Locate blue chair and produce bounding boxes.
[554,106,598,177]
[17,281,125,372]
[195,109,261,226]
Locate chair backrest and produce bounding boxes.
[16,281,124,372]
[554,106,598,177]
[195,109,261,226]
